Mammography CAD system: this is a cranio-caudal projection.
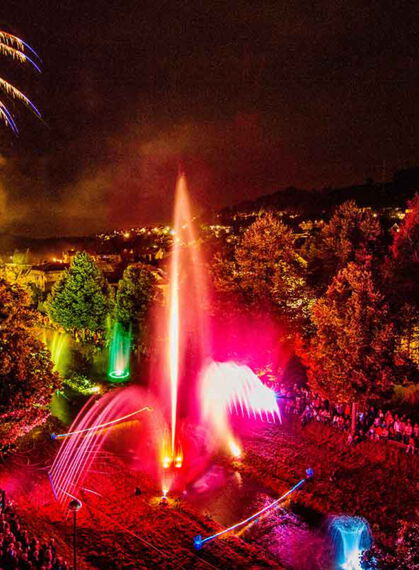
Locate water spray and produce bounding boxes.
[51,407,152,440]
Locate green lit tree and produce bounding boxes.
[302,262,396,404]
[115,263,158,342]
[0,279,60,447]
[46,252,112,340]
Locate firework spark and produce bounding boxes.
[0,30,41,134]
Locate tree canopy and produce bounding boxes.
[304,201,384,293]
[115,263,157,332]
[0,279,60,447]
[322,200,383,267]
[384,194,419,364]
[386,194,419,304]
[302,262,396,404]
[46,252,112,338]
[213,211,311,330]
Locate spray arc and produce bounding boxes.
[49,173,281,502]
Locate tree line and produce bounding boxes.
[211,196,419,405]
[0,257,157,447]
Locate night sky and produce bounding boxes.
[1,0,418,236]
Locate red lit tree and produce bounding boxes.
[322,200,382,266]
[302,262,396,404]
[304,201,383,293]
[0,279,60,447]
[212,212,311,331]
[384,194,419,363]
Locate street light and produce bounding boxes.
[68,499,82,570]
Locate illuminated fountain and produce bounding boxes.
[41,329,70,375]
[49,387,152,504]
[159,173,210,468]
[329,516,372,570]
[108,322,131,381]
[50,173,280,504]
[200,361,281,458]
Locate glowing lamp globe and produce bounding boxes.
[68,499,82,512]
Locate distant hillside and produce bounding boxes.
[221,166,419,219]
[0,234,96,260]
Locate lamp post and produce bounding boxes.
[68,499,82,570]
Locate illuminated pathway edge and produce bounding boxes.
[193,468,314,550]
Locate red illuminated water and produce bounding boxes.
[49,173,280,502]
[165,173,210,459]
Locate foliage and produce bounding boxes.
[388,194,419,301]
[393,520,419,570]
[46,252,112,339]
[0,279,60,447]
[384,194,419,364]
[301,262,397,404]
[62,373,100,395]
[27,281,45,309]
[361,521,419,569]
[115,263,157,332]
[304,201,383,293]
[212,211,312,331]
[322,201,383,267]
[392,383,419,407]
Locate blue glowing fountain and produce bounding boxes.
[329,515,372,570]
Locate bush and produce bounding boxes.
[63,373,101,395]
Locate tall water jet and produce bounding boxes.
[329,515,372,570]
[50,172,282,503]
[165,173,210,460]
[108,322,131,382]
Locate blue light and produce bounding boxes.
[193,470,311,549]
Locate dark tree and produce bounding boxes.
[115,263,157,333]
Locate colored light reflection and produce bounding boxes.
[194,469,313,550]
[108,322,131,382]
